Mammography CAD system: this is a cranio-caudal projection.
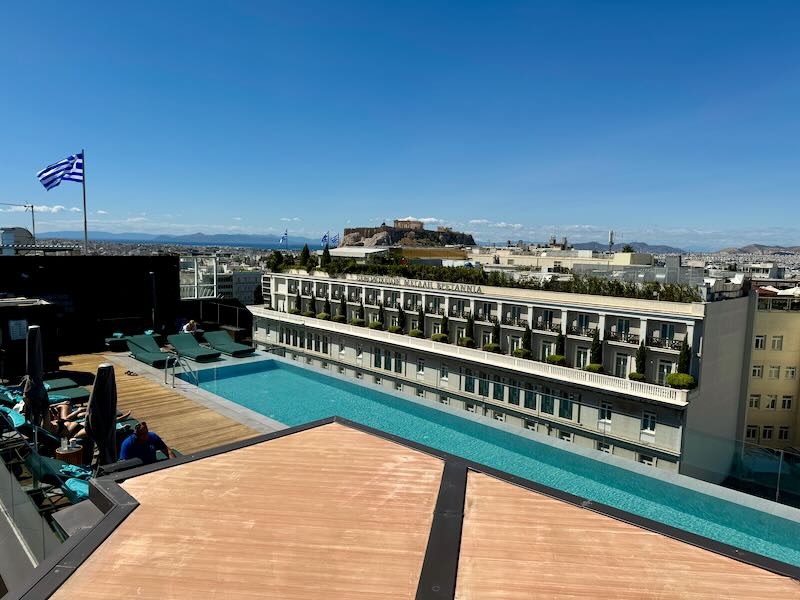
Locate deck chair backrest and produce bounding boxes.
[168,333,202,350]
[128,335,162,353]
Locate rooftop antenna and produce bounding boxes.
[0,202,36,243]
[608,230,615,253]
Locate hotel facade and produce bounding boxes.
[250,270,755,483]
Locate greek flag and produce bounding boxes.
[321,231,329,246]
[330,232,339,246]
[279,229,287,245]
[36,152,84,191]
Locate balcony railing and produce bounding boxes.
[647,336,683,350]
[475,311,494,322]
[567,326,598,338]
[449,307,471,318]
[606,331,640,345]
[426,306,445,316]
[501,317,526,327]
[533,322,561,333]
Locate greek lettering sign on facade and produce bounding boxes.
[350,274,482,295]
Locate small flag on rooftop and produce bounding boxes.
[279,229,288,245]
[330,232,339,246]
[36,152,84,191]
[321,231,329,247]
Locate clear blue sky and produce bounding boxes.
[1,1,799,249]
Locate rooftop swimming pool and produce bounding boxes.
[180,359,800,567]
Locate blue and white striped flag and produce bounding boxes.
[279,229,288,245]
[330,232,339,246]
[321,231,329,247]
[36,152,84,191]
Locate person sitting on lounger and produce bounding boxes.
[182,319,197,333]
[119,421,175,464]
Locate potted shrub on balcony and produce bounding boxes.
[350,318,366,327]
[332,314,347,323]
[409,328,424,338]
[369,321,384,330]
[628,372,646,382]
[302,309,316,318]
[388,325,403,334]
[584,363,604,373]
[512,347,532,359]
[289,307,301,315]
[482,342,503,354]
[629,341,647,382]
[546,354,567,366]
[316,312,331,321]
[431,333,449,343]
[666,372,696,389]
[457,336,475,348]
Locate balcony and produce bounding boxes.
[449,307,471,318]
[533,322,561,333]
[475,311,494,322]
[426,306,445,316]
[567,326,597,338]
[606,331,640,345]
[647,336,683,350]
[500,317,526,327]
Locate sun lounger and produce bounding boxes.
[203,330,256,357]
[48,386,90,405]
[44,378,80,391]
[127,335,176,369]
[24,452,92,506]
[167,333,221,362]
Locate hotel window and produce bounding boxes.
[641,411,656,433]
[762,426,774,440]
[541,309,554,327]
[752,365,763,378]
[616,318,630,335]
[523,383,535,409]
[638,454,656,467]
[749,395,761,409]
[508,379,520,405]
[614,354,629,378]
[559,431,573,443]
[754,335,766,350]
[766,395,777,409]
[510,336,521,352]
[416,387,424,397]
[746,425,758,440]
[541,394,554,415]
[482,332,492,347]
[456,327,465,340]
[769,366,780,379]
[558,396,574,420]
[322,336,328,354]
[599,402,612,422]
[391,316,398,327]
[577,313,590,331]
[411,319,419,330]
[374,348,382,369]
[782,396,793,410]
[660,323,675,340]
[493,375,504,401]
[384,350,392,371]
[394,352,403,374]
[541,341,553,361]
[575,347,589,369]
[433,322,441,335]
[417,359,425,374]
[779,426,790,441]
[478,373,489,397]
[772,336,784,351]
[440,364,449,382]
[596,441,612,453]
[787,367,797,379]
[464,368,475,393]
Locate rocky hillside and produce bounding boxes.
[718,244,800,255]
[342,225,475,247]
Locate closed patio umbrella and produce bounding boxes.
[85,363,118,466]
[22,325,49,431]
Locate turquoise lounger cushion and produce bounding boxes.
[59,464,92,479]
[0,406,25,428]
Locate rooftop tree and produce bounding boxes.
[590,329,602,365]
[320,245,331,268]
[299,244,310,267]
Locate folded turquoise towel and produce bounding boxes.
[144,329,154,335]
[59,464,92,479]
[63,478,90,501]
[112,332,125,339]
[0,406,26,428]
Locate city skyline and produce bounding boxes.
[2,2,799,247]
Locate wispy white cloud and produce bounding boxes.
[468,219,490,225]
[96,210,108,215]
[0,204,81,214]
[280,217,301,222]
[126,217,148,223]
[398,216,443,225]
[232,217,242,221]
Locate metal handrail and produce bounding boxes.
[170,354,199,388]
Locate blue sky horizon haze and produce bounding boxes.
[1,1,799,249]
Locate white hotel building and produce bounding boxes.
[250,270,755,483]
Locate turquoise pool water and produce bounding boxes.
[182,359,800,567]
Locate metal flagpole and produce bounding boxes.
[81,148,88,254]
[28,205,35,243]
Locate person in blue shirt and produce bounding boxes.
[119,421,176,464]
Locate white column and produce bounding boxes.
[561,309,569,334]
[640,318,648,344]
[598,314,606,340]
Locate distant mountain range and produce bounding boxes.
[39,230,319,247]
[571,241,686,254]
[717,244,800,255]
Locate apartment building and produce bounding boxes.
[746,293,800,448]
[251,270,754,483]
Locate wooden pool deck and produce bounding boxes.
[59,353,260,454]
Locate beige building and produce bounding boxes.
[746,294,800,448]
[468,246,654,271]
